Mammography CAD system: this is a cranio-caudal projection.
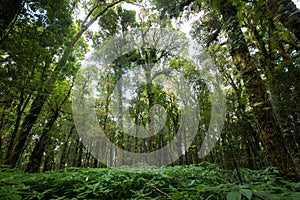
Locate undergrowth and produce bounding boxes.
[0,162,299,200]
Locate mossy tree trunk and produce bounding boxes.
[218,0,298,178]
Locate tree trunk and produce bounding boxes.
[26,82,72,172]
[26,110,59,172]
[76,141,83,167]
[0,108,5,162]
[60,125,74,169]
[218,0,298,178]
[93,141,100,168]
[4,94,46,167]
[145,68,155,165]
[0,0,23,43]
[116,71,123,166]
[266,0,300,40]
[59,125,75,169]
[43,144,55,171]
[5,90,31,163]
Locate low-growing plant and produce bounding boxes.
[0,163,299,199]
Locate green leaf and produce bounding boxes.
[295,182,300,190]
[252,102,264,107]
[240,189,252,200]
[288,192,300,200]
[196,184,209,192]
[226,191,242,200]
[253,191,281,200]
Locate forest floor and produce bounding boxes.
[0,162,299,200]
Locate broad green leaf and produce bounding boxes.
[196,184,209,192]
[295,182,300,190]
[253,191,281,200]
[226,191,241,200]
[240,189,252,200]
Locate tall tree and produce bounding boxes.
[26,80,73,172]
[212,0,298,178]
[3,0,127,168]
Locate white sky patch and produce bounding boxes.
[293,0,300,8]
[122,1,146,13]
[172,12,203,37]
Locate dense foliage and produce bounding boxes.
[0,0,299,198]
[1,163,300,200]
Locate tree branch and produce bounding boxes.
[71,0,125,47]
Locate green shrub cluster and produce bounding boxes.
[0,163,299,199]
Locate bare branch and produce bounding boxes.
[149,184,169,197]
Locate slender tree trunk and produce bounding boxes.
[133,94,142,164]
[0,0,23,44]
[145,68,155,164]
[0,107,6,162]
[26,131,48,172]
[218,0,298,178]
[43,144,55,171]
[5,103,22,162]
[85,151,91,167]
[75,140,83,167]
[4,94,46,167]
[5,90,31,163]
[266,0,300,40]
[116,73,123,166]
[60,125,74,168]
[93,141,100,168]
